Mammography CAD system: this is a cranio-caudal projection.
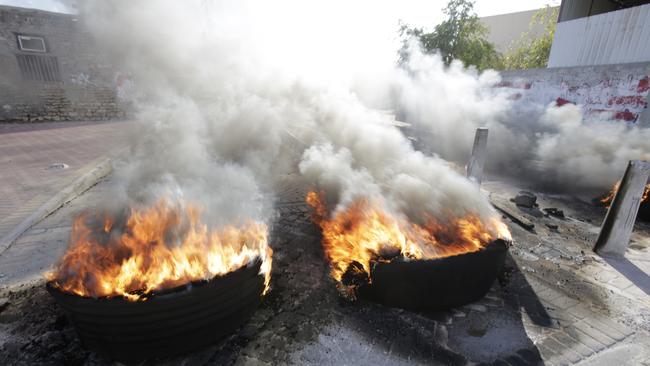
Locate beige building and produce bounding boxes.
[480,7,559,53]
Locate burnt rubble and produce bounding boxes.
[1,178,649,365]
[543,207,565,218]
[512,191,538,208]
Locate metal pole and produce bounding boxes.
[594,160,650,256]
[467,127,489,185]
[638,94,650,127]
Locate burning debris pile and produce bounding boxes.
[306,191,511,308]
[45,197,272,359]
[599,181,650,207]
[597,181,650,221]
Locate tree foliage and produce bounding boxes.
[501,6,558,70]
[399,0,500,71]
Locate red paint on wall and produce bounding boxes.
[499,72,647,124]
[614,110,638,122]
[587,109,638,122]
[638,77,650,93]
[607,95,647,107]
[556,97,572,107]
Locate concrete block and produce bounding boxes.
[466,127,488,185]
[639,94,650,127]
[563,325,607,352]
[573,321,617,348]
[537,342,573,365]
[587,317,633,341]
[551,332,595,359]
[566,305,592,320]
[595,160,650,256]
[546,295,579,311]
[535,284,565,302]
[542,336,583,364]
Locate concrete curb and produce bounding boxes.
[0,158,113,255]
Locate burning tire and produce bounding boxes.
[45,198,273,360]
[358,239,508,311]
[47,260,264,360]
[306,191,512,310]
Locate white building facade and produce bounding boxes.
[549,0,650,67]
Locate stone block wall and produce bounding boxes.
[3,85,123,122]
[0,5,125,122]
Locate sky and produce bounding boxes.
[1,0,561,25]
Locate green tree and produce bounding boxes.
[501,6,558,70]
[399,0,500,70]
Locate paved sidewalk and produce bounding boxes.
[484,180,650,366]
[0,120,130,246]
[0,175,112,287]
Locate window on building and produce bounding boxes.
[558,0,650,22]
[15,54,61,83]
[16,35,47,53]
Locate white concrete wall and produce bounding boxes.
[549,4,650,68]
[498,62,650,125]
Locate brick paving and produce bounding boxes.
[0,120,129,243]
[485,180,650,366]
[0,176,112,287]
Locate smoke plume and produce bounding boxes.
[79,0,505,231]
[391,43,650,196]
[81,0,650,238]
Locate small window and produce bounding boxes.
[17,35,47,53]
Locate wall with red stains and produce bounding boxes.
[498,62,650,125]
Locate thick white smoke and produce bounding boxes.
[91,0,650,231]
[391,43,650,196]
[531,105,650,192]
[79,0,650,230]
[80,0,503,229]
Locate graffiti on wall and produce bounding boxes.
[497,74,649,123]
[114,71,135,102]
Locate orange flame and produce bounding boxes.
[600,181,650,207]
[47,198,272,301]
[306,191,511,287]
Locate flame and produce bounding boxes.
[47,198,272,301]
[306,191,511,291]
[600,181,650,207]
